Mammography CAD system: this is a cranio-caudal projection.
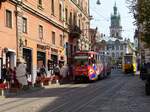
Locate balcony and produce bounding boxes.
[69,25,81,38]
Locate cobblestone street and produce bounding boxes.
[0,70,150,112]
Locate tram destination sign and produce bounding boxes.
[74,56,88,59]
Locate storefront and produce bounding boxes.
[23,48,32,74]
[3,48,16,69]
[37,44,46,69]
[51,48,59,65]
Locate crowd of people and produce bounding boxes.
[0,59,28,89]
[0,66,19,88]
[36,63,70,84]
[0,60,72,90]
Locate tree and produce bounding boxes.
[127,0,150,48]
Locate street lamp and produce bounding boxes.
[96,0,101,5]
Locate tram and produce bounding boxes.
[73,51,104,81]
[122,53,137,74]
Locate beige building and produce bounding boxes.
[0,0,90,84]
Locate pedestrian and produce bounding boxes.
[60,64,69,83]
[1,65,7,83]
[54,64,60,84]
[12,67,20,88]
[40,65,47,78]
[16,59,28,89]
[6,67,13,88]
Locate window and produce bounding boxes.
[52,31,55,44]
[38,0,43,9]
[22,17,27,33]
[107,45,109,50]
[73,13,77,25]
[69,12,72,25]
[120,45,123,50]
[120,52,123,56]
[116,45,119,50]
[6,10,12,28]
[116,52,119,58]
[51,0,54,15]
[112,45,114,50]
[116,32,119,37]
[65,8,68,23]
[59,4,62,20]
[112,52,115,57]
[38,0,42,5]
[78,19,80,28]
[60,34,63,46]
[39,25,43,39]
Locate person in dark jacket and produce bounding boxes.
[54,64,60,84]
[40,65,47,78]
[0,65,7,83]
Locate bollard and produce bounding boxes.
[0,87,6,98]
[41,82,43,87]
[2,89,4,95]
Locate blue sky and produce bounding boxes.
[90,0,136,42]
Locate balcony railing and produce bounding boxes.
[69,25,81,38]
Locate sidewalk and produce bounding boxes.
[0,86,44,98]
[0,77,74,98]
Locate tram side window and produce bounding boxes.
[91,58,96,64]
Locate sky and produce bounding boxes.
[90,0,136,42]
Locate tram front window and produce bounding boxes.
[124,56,132,64]
[74,56,88,66]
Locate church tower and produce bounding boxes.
[110,3,122,39]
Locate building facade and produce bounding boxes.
[65,0,90,64]
[98,39,134,64]
[0,0,90,84]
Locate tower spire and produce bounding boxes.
[113,2,117,15]
[110,2,122,39]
